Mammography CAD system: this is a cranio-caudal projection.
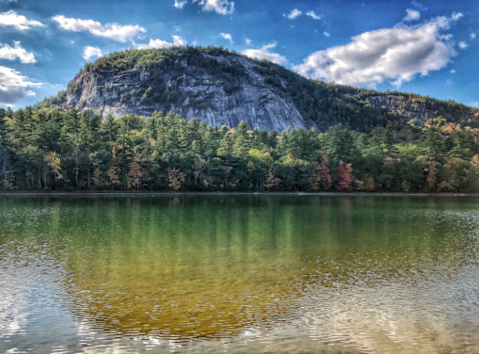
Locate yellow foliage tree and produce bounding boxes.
[44,152,63,181]
[168,168,185,191]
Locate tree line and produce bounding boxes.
[1,106,479,192]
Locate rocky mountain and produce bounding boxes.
[37,46,479,132]
[64,54,306,132]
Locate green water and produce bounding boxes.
[1,195,479,353]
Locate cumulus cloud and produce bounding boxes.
[197,0,234,15]
[0,10,44,31]
[174,0,187,9]
[175,0,234,15]
[450,69,456,74]
[243,43,288,65]
[324,31,330,37]
[458,41,468,49]
[245,38,252,45]
[306,11,322,20]
[0,66,41,106]
[285,9,302,20]
[136,35,186,49]
[220,33,233,43]
[52,15,146,42]
[0,41,36,63]
[294,15,462,88]
[403,9,420,22]
[82,46,102,60]
[471,33,476,40]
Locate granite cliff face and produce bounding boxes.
[364,95,435,124]
[65,54,308,132]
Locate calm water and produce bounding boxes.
[1,195,479,354]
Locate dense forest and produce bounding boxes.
[1,105,479,193]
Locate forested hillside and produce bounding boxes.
[1,106,479,193]
[34,46,479,133]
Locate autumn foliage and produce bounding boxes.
[335,162,353,191]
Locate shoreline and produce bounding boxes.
[0,191,478,197]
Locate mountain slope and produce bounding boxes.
[36,46,479,132]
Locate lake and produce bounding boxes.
[1,195,479,353]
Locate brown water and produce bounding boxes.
[1,195,479,353]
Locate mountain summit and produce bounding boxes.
[38,46,478,132]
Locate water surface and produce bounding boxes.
[1,195,479,353]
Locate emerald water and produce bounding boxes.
[1,195,479,353]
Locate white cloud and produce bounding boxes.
[306,11,322,20]
[52,15,146,42]
[0,41,36,63]
[82,46,102,60]
[471,101,479,108]
[220,33,233,43]
[458,41,468,49]
[471,33,476,40]
[450,69,456,74]
[0,10,44,31]
[245,38,252,45]
[324,31,330,37]
[285,9,302,20]
[243,43,288,65]
[294,15,461,88]
[186,0,234,15]
[26,90,36,96]
[136,35,186,49]
[0,66,41,106]
[403,9,420,22]
[451,12,463,21]
[174,0,187,9]
[411,1,427,10]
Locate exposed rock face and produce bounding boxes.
[365,95,434,124]
[66,54,308,132]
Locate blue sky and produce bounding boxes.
[0,0,478,109]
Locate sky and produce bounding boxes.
[0,0,478,109]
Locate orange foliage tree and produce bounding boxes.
[319,154,332,191]
[335,162,353,191]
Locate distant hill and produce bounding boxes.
[35,46,479,132]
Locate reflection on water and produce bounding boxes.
[1,195,479,353]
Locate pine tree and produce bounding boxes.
[383,125,398,157]
[233,121,250,158]
[218,132,234,157]
[424,128,443,161]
